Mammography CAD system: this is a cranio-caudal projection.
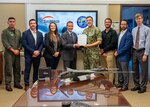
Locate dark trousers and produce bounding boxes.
[116,59,129,88]
[44,56,60,69]
[63,58,77,70]
[132,49,148,89]
[24,56,41,86]
[4,51,21,86]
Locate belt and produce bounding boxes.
[133,48,145,51]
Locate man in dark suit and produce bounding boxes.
[61,21,80,69]
[22,19,44,91]
[114,20,132,91]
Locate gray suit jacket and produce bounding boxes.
[61,31,78,61]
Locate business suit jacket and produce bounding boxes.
[22,29,44,60]
[43,32,62,58]
[117,30,133,62]
[61,31,78,61]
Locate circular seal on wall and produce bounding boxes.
[77,16,87,28]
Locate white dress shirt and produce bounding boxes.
[118,29,127,48]
[30,29,37,45]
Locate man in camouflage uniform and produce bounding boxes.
[1,17,23,91]
[83,16,102,69]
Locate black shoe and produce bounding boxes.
[131,87,140,91]
[6,85,13,91]
[138,89,146,94]
[14,84,23,89]
[119,87,128,91]
[115,84,123,88]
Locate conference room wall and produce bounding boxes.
[0,3,25,50]
[109,4,121,33]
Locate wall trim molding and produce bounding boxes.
[0,0,150,4]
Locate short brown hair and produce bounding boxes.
[134,13,143,19]
[121,19,128,25]
[66,21,73,26]
[8,17,15,21]
[29,19,36,24]
[86,16,93,20]
[105,18,112,23]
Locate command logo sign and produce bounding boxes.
[42,16,54,20]
[77,16,87,28]
[41,15,60,23]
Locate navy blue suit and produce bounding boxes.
[116,30,132,88]
[117,30,133,62]
[22,29,44,86]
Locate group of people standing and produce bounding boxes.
[2,18,44,91]
[115,13,150,94]
[1,13,150,94]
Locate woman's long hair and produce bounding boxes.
[49,22,60,43]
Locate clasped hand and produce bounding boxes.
[32,50,40,57]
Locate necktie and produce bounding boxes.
[70,32,74,43]
[135,27,140,49]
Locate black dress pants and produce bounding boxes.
[132,49,148,90]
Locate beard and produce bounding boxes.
[105,24,111,28]
[121,27,127,30]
